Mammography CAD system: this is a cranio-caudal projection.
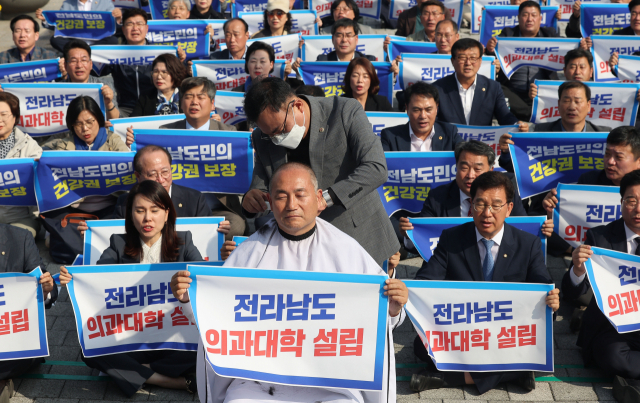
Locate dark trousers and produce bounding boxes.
[82,350,196,397]
[0,358,43,380]
[414,336,526,394]
[501,85,532,122]
[590,327,640,379]
[50,36,119,53]
[390,210,420,246]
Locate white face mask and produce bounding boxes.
[271,105,306,149]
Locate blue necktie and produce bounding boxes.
[481,239,495,281]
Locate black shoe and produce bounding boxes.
[570,306,587,333]
[515,372,536,392]
[185,373,197,394]
[0,379,13,403]
[614,375,640,403]
[410,370,445,392]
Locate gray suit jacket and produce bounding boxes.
[247,95,400,264]
[160,118,237,131]
[533,119,611,133]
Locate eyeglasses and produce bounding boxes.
[73,118,96,131]
[261,99,294,139]
[624,197,639,209]
[421,12,443,17]
[13,29,33,35]
[334,6,353,12]
[632,12,640,17]
[456,55,480,64]
[268,10,286,17]
[183,93,210,101]
[152,69,170,77]
[435,33,454,39]
[334,32,356,39]
[68,58,91,66]
[472,202,508,213]
[0,112,13,121]
[169,5,187,10]
[124,21,147,28]
[144,169,172,180]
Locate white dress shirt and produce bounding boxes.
[409,124,435,151]
[460,189,471,217]
[571,222,640,285]
[475,225,504,267]
[455,73,477,125]
[77,0,92,11]
[186,120,210,131]
[141,236,162,264]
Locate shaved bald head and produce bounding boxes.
[269,162,318,194]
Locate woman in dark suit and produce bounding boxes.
[130,54,187,117]
[59,180,201,397]
[342,57,393,112]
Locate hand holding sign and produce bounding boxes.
[610,51,619,71]
[542,188,558,216]
[220,240,236,260]
[573,0,581,18]
[572,245,592,277]
[35,8,45,21]
[59,266,72,285]
[529,83,538,100]
[383,278,408,317]
[399,216,413,238]
[546,288,560,312]
[499,132,514,154]
[486,37,497,54]
[541,219,555,238]
[580,37,592,50]
[40,271,54,295]
[170,270,192,303]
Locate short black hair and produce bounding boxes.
[245,41,276,74]
[455,140,496,167]
[134,145,172,174]
[331,17,360,35]
[564,48,593,68]
[65,96,106,136]
[179,77,217,100]
[436,19,459,34]
[518,0,541,14]
[621,170,640,198]
[608,126,640,160]
[470,171,515,203]
[451,38,483,59]
[223,17,249,34]
[558,80,591,100]
[10,15,39,33]
[404,81,439,107]
[331,0,360,21]
[420,0,445,14]
[123,8,148,24]
[296,85,325,97]
[630,0,640,12]
[244,77,295,123]
[63,39,91,61]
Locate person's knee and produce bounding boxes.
[594,341,637,378]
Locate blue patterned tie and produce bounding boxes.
[481,239,495,281]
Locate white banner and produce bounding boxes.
[553,183,621,248]
[67,263,221,357]
[191,60,287,91]
[2,83,104,137]
[0,268,48,361]
[617,54,640,83]
[215,90,247,126]
[109,115,186,145]
[548,0,607,23]
[399,54,495,88]
[239,10,319,36]
[471,0,510,34]
[586,247,640,333]
[84,218,226,265]
[404,280,554,371]
[530,80,640,128]
[454,124,518,168]
[247,33,301,62]
[390,0,463,26]
[187,265,389,389]
[309,0,334,19]
[90,45,178,75]
[495,37,580,79]
[301,34,386,62]
[204,19,227,50]
[366,111,408,136]
[591,35,640,83]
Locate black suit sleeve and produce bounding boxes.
[21,230,43,274]
[565,14,582,38]
[510,192,528,216]
[181,231,204,262]
[498,152,514,173]
[493,84,519,125]
[380,129,392,151]
[419,193,440,218]
[525,236,553,284]
[415,228,449,280]
[112,194,127,219]
[450,126,463,150]
[97,235,122,265]
[195,193,213,217]
[377,96,393,112]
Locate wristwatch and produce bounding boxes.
[322,190,334,207]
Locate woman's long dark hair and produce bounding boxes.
[342,57,380,97]
[124,180,182,262]
[262,10,293,34]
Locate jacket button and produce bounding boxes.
[179,203,183,207]
[503,254,507,258]
[438,136,442,140]
[319,128,325,132]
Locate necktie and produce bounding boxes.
[466,198,472,217]
[481,238,495,281]
[635,237,640,256]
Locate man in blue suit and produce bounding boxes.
[432,38,528,131]
[411,171,560,394]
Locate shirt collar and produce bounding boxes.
[409,122,435,143]
[230,46,248,59]
[460,188,470,205]
[186,120,210,131]
[454,73,477,91]
[475,224,505,245]
[624,222,640,245]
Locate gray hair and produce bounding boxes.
[269,162,319,193]
[168,0,191,11]
[179,77,217,101]
[454,140,496,167]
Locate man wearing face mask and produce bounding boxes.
[241,77,400,266]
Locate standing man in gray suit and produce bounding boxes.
[240,77,399,265]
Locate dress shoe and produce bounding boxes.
[410,370,445,392]
[185,373,197,394]
[614,375,640,403]
[0,379,13,403]
[515,372,536,392]
[570,306,587,333]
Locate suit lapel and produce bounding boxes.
[462,223,484,281]
[469,76,486,125]
[179,119,188,129]
[611,219,629,253]
[447,75,466,124]
[491,224,517,282]
[171,185,187,213]
[447,181,462,217]
[431,122,443,151]
[398,123,412,151]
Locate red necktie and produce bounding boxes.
[467,198,473,217]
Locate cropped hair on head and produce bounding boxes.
[332,17,360,35]
[134,145,173,174]
[620,170,640,198]
[420,0,445,14]
[245,41,276,74]
[436,19,458,34]
[518,0,541,14]
[10,15,39,33]
[557,80,591,100]
[608,126,640,160]
[404,81,440,107]
[62,39,92,61]
[223,18,249,34]
[563,48,593,68]
[451,37,483,59]
[122,8,148,24]
[244,77,295,123]
[454,140,496,167]
[630,0,640,11]
[179,77,217,100]
[470,171,515,203]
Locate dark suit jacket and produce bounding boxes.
[394,5,419,37]
[96,231,203,264]
[415,221,552,284]
[316,51,376,62]
[432,74,519,127]
[0,224,57,308]
[341,94,393,112]
[113,183,212,219]
[380,121,462,152]
[560,219,631,364]
[614,26,637,35]
[578,169,615,186]
[210,49,233,60]
[418,177,528,218]
[130,89,182,117]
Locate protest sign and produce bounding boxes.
[299,61,393,101]
[553,183,622,248]
[454,124,518,168]
[581,3,630,37]
[617,54,640,83]
[146,20,211,60]
[247,34,301,62]
[403,279,553,371]
[191,60,287,91]
[399,54,495,89]
[471,0,510,34]
[67,262,222,358]
[43,11,116,41]
[591,36,640,82]
[531,80,640,128]
[585,247,640,333]
[233,236,249,246]
[406,217,547,262]
[479,6,558,46]
[132,130,253,194]
[508,132,608,198]
[150,0,221,19]
[0,158,36,206]
[90,45,178,75]
[109,114,187,144]
[495,37,580,79]
[203,19,227,50]
[0,268,48,361]
[377,151,456,216]
[34,151,136,212]
[549,0,606,22]
[366,112,409,136]
[388,40,437,62]
[214,91,247,126]
[301,35,387,62]
[309,0,334,18]
[187,265,389,389]
[240,10,319,36]
[231,0,303,17]
[389,0,464,26]
[2,83,105,137]
[84,218,227,265]
[0,59,61,84]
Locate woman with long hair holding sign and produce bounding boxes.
[342,57,393,112]
[59,180,203,397]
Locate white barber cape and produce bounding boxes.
[183,217,403,403]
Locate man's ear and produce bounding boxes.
[134,172,142,182]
